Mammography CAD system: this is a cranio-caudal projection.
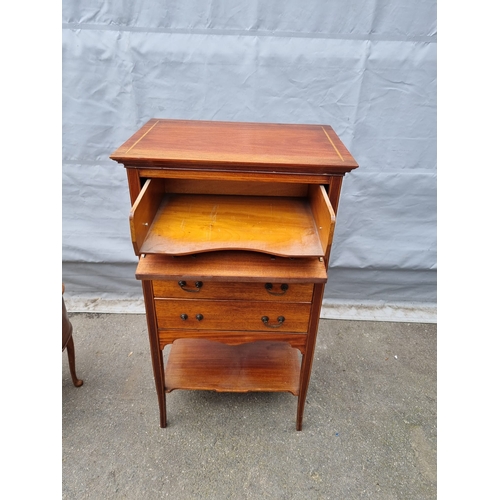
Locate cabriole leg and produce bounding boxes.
[66,336,83,387]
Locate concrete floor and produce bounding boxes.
[62,314,436,499]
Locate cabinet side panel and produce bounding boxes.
[309,185,335,257]
[129,178,165,255]
[126,168,142,205]
[327,176,344,218]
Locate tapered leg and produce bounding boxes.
[150,344,166,428]
[296,283,325,430]
[142,279,167,427]
[66,336,83,387]
[296,361,307,431]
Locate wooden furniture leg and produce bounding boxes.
[62,285,83,387]
[142,280,167,427]
[65,335,84,387]
[296,283,324,430]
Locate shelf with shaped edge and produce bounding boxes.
[164,339,301,395]
[129,178,335,258]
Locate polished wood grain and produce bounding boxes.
[153,279,313,302]
[129,178,164,255]
[309,184,336,257]
[158,331,307,353]
[164,339,300,395]
[142,194,324,256]
[142,280,167,427]
[164,178,309,197]
[155,298,311,332]
[110,119,358,173]
[126,168,142,205]
[325,176,344,262]
[139,168,332,185]
[296,282,325,431]
[130,185,334,257]
[110,118,358,430]
[135,252,327,283]
[328,176,344,217]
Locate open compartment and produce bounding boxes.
[164,339,300,395]
[129,178,335,258]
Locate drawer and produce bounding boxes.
[129,178,334,258]
[153,280,313,302]
[155,299,311,333]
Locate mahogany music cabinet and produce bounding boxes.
[110,119,358,430]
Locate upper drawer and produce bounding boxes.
[129,178,335,258]
[153,280,313,302]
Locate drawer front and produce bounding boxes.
[153,280,313,302]
[155,299,311,333]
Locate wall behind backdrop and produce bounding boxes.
[62,1,437,314]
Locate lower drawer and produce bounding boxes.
[155,299,311,333]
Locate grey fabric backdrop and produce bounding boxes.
[62,1,437,306]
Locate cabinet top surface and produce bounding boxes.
[110,119,358,173]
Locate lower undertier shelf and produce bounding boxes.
[164,339,300,395]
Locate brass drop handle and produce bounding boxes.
[265,283,289,296]
[261,316,285,328]
[178,280,203,292]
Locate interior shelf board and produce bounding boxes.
[165,339,300,395]
[140,194,324,257]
